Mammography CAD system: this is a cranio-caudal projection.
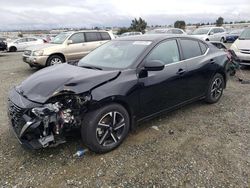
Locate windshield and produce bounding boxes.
[192,28,210,35]
[50,32,71,44]
[78,40,151,69]
[239,29,250,40]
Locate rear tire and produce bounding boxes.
[46,55,64,66]
[205,73,225,104]
[81,103,130,153]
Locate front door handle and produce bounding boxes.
[210,59,216,64]
[176,69,186,75]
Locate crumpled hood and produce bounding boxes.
[234,39,250,50]
[17,64,120,103]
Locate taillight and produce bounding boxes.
[225,50,232,60]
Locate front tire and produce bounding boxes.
[46,55,64,66]
[205,73,225,104]
[9,46,17,52]
[81,103,130,153]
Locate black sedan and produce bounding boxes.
[8,35,229,153]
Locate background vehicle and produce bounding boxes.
[230,28,250,66]
[8,35,229,153]
[120,32,142,37]
[191,27,226,42]
[7,37,44,52]
[0,37,7,51]
[146,28,186,35]
[225,29,243,43]
[22,30,114,68]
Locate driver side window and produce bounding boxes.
[69,33,85,44]
[16,38,27,43]
[145,40,180,65]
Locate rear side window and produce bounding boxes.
[180,39,202,59]
[146,40,180,65]
[28,38,37,41]
[85,32,100,42]
[69,33,85,44]
[199,42,208,54]
[100,32,111,40]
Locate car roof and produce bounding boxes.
[63,30,109,34]
[115,34,202,42]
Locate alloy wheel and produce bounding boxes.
[211,77,223,100]
[50,57,62,65]
[96,111,126,147]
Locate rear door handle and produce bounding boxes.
[210,59,216,64]
[176,69,186,75]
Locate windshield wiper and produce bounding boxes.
[81,65,102,70]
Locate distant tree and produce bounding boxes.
[130,17,147,33]
[94,26,100,30]
[18,32,23,38]
[230,21,233,24]
[216,17,224,26]
[174,20,186,30]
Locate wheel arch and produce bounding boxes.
[47,53,66,64]
[9,46,17,52]
[88,96,136,131]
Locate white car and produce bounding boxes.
[191,27,227,42]
[230,28,250,65]
[7,37,44,52]
[120,32,142,37]
[146,28,186,35]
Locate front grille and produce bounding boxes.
[8,99,26,136]
[23,50,32,56]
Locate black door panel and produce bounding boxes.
[139,62,188,117]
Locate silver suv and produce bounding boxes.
[23,30,114,68]
[191,27,227,42]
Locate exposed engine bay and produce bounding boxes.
[9,93,90,149]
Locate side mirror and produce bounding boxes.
[67,40,73,45]
[209,31,214,35]
[144,60,165,71]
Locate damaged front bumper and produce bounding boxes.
[8,88,45,149]
[8,88,70,149]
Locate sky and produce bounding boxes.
[0,0,249,30]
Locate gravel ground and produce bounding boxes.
[0,51,249,188]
